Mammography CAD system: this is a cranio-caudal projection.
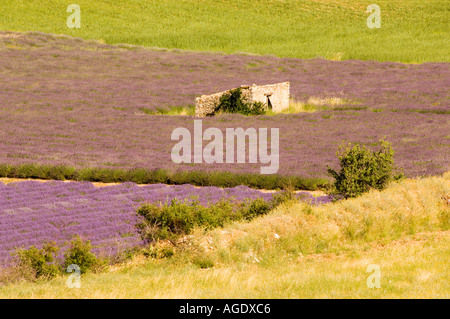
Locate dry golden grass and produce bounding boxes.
[270,97,346,115]
[287,99,316,113]
[306,96,345,106]
[0,172,448,298]
[1,230,447,298]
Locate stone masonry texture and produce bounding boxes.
[195,82,290,117]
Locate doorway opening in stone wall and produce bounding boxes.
[266,94,273,110]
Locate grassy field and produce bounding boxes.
[1,0,449,63]
[1,172,448,298]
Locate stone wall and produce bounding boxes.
[247,82,290,113]
[195,82,290,117]
[194,89,233,117]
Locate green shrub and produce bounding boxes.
[270,189,297,208]
[137,199,238,241]
[63,236,98,274]
[214,88,267,116]
[241,198,272,220]
[144,246,175,259]
[136,196,283,242]
[192,255,214,269]
[327,139,403,198]
[12,242,61,279]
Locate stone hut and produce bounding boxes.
[195,82,290,117]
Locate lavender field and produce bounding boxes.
[0,31,449,180]
[0,0,448,298]
[0,180,329,267]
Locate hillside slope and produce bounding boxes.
[1,172,448,298]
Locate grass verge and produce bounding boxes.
[1,172,448,298]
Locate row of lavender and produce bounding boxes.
[0,180,331,266]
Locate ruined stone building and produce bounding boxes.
[195,82,290,117]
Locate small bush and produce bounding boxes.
[12,242,60,279]
[327,139,403,198]
[214,88,267,116]
[63,236,98,274]
[192,255,214,269]
[144,246,175,259]
[241,198,272,220]
[270,189,297,208]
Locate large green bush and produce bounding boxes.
[136,197,278,242]
[137,199,238,241]
[327,139,403,198]
[214,88,267,116]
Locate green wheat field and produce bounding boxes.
[0,0,448,62]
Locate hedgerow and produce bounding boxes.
[136,192,293,242]
[0,163,330,191]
